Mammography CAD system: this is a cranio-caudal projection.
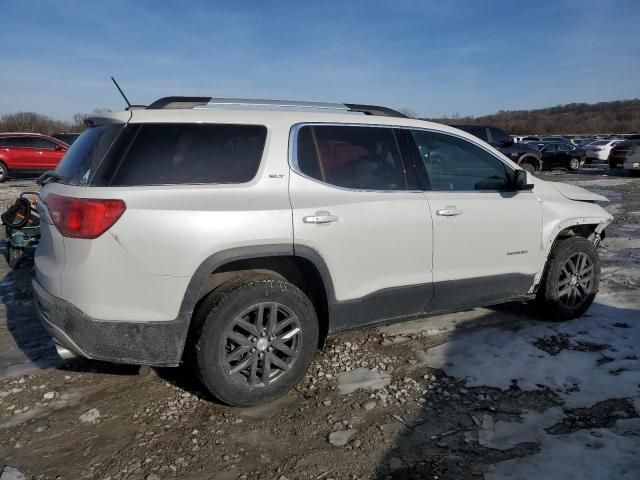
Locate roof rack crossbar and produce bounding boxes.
[207,98,349,110]
[145,97,409,118]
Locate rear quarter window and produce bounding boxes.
[105,123,267,186]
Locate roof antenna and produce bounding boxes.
[111,76,132,109]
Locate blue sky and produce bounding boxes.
[1,0,639,120]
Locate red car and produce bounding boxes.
[0,133,68,182]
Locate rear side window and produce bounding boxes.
[56,125,124,185]
[296,125,409,191]
[8,137,36,148]
[107,124,266,186]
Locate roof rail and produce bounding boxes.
[344,104,408,118]
[145,96,408,118]
[147,96,212,109]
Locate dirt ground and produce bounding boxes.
[0,167,639,480]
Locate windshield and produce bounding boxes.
[55,124,124,185]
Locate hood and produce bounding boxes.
[550,182,608,202]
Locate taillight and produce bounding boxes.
[45,195,126,239]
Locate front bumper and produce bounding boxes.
[33,280,187,367]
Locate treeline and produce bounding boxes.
[424,99,640,135]
[0,110,110,135]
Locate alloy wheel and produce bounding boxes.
[223,302,302,388]
[557,252,594,308]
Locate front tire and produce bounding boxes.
[535,237,600,320]
[194,278,319,406]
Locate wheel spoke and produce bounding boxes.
[236,316,260,337]
[225,345,250,363]
[265,303,278,336]
[261,354,271,386]
[229,355,253,375]
[579,265,593,278]
[248,354,259,387]
[274,315,298,335]
[269,352,290,372]
[272,339,297,357]
[559,276,572,287]
[558,285,572,298]
[565,257,577,275]
[228,331,251,347]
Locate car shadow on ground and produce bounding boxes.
[374,301,640,479]
[0,249,59,375]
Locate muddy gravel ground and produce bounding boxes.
[0,167,639,480]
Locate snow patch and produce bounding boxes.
[336,368,391,394]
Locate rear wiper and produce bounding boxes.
[37,170,63,186]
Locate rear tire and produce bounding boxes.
[569,158,581,171]
[0,162,8,182]
[194,278,318,406]
[535,237,600,320]
[520,161,536,175]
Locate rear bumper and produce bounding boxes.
[33,279,187,367]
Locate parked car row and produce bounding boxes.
[453,126,585,172]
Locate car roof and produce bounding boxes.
[0,132,52,137]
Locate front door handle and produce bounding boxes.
[436,206,463,217]
[303,211,338,224]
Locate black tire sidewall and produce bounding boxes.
[0,162,8,182]
[538,237,600,320]
[196,280,318,406]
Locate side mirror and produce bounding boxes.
[54,145,64,151]
[513,169,534,191]
[501,139,514,147]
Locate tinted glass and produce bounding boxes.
[296,125,408,190]
[108,124,266,186]
[490,128,510,144]
[523,137,539,141]
[56,125,124,185]
[557,144,572,151]
[9,137,36,148]
[542,144,556,152]
[30,138,57,149]
[410,130,512,191]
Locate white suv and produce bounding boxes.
[33,97,612,406]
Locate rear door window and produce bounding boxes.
[296,125,409,191]
[107,124,267,186]
[31,138,58,149]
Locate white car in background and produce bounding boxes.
[584,139,624,162]
[623,143,640,177]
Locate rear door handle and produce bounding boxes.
[436,206,463,217]
[303,211,338,224]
